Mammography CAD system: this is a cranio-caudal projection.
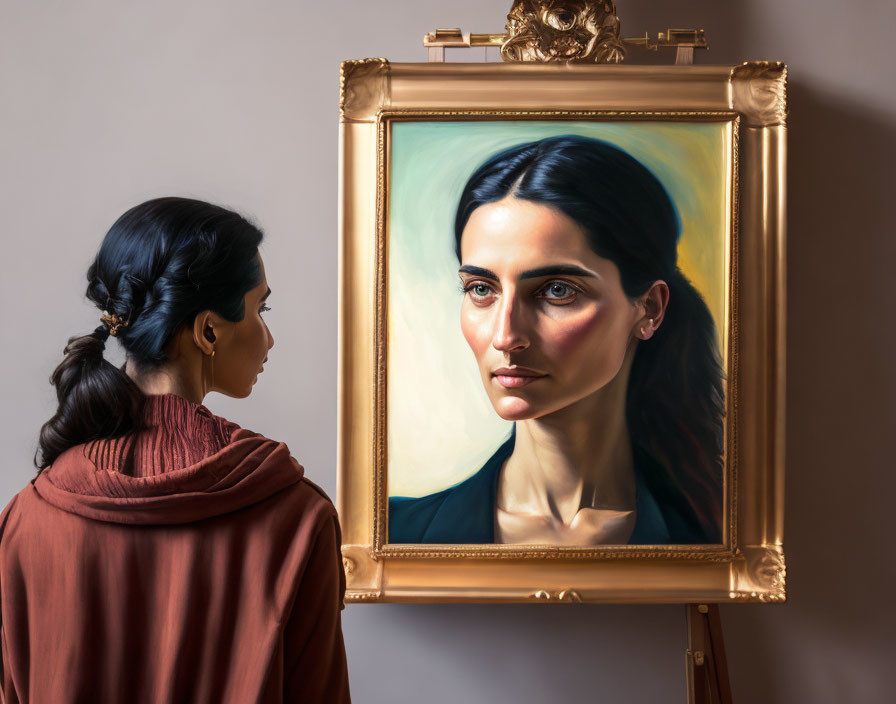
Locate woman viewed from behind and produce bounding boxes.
[0,198,350,703]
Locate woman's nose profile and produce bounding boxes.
[492,295,530,352]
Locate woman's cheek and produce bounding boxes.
[543,306,603,359]
[460,303,491,359]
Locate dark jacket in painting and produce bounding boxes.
[389,430,713,545]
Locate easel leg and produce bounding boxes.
[686,604,732,704]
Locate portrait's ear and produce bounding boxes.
[635,280,670,341]
[191,310,218,356]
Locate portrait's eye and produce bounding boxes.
[259,304,271,315]
[537,281,578,305]
[463,281,496,305]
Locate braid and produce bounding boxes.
[34,196,264,472]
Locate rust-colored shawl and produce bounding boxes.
[0,394,350,703]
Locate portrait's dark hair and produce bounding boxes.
[455,135,724,542]
[35,197,264,472]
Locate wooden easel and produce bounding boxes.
[686,605,733,704]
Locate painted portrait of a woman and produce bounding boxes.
[389,135,725,546]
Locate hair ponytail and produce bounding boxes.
[34,326,146,471]
[34,197,264,473]
[626,269,725,541]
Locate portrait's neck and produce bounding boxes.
[500,347,638,525]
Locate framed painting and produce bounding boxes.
[337,60,786,603]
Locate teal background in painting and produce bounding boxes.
[387,120,731,498]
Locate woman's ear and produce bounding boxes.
[635,280,670,341]
[191,310,217,356]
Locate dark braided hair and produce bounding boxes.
[34,197,264,472]
[455,135,725,542]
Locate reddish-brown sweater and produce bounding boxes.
[0,393,350,704]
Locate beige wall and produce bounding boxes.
[2,1,893,700]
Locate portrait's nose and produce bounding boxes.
[491,294,529,352]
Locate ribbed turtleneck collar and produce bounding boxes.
[34,394,303,525]
[80,393,239,478]
[141,393,217,427]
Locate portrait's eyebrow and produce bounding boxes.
[520,265,598,280]
[261,287,272,300]
[458,265,499,280]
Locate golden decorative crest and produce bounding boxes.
[501,0,625,63]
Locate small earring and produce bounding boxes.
[211,349,216,357]
[641,318,654,339]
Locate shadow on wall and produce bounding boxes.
[722,81,896,702]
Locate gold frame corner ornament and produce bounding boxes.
[728,544,786,602]
[730,61,788,127]
[337,62,786,604]
[340,58,390,122]
[341,544,383,602]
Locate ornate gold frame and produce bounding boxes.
[338,60,786,603]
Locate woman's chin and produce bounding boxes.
[493,396,539,421]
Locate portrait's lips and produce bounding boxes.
[491,366,547,389]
